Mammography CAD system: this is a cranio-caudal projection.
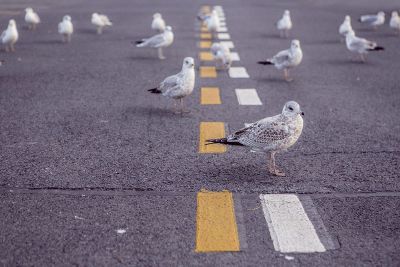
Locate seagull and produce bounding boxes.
[257,39,303,82]
[345,29,384,62]
[359,11,385,29]
[135,25,174,60]
[91,13,112,34]
[151,13,166,33]
[147,57,195,114]
[276,10,292,38]
[339,15,353,42]
[202,10,220,37]
[1,19,19,52]
[211,42,232,70]
[390,11,400,34]
[206,101,304,176]
[25,8,40,30]
[58,15,73,43]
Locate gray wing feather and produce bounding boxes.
[143,33,166,48]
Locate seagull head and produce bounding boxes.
[63,15,71,21]
[378,11,385,17]
[8,19,16,28]
[392,11,399,17]
[283,101,304,117]
[153,13,162,18]
[165,25,172,32]
[345,15,351,21]
[92,13,99,18]
[182,57,195,69]
[25,7,33,13]
[291,39,301,50]
[284,10,290,16]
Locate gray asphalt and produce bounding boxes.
[1,0,400,266]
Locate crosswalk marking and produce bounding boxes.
[259,194,327,253]
[200,66,217,78]
[218,33,231,40]
[217,27,228,32]
[196,190,240,252]
[201,87,221,105]
[199,41,212,49]
[200,33,212,39]
[235,89,262,105]
[220,41,234,49]
[199,51,213,61]
[229,67,250,78]
[199,122,226,153]
[230,52,240,61]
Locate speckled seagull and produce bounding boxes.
[206,101,304,176]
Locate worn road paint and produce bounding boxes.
[199,52,213,61]
[196,190,240,252]
[230,52,240,61]
[200,66,217,78]
[235,89,262,105]
[199,41,212,49]
[199,122,226,153]
[200,33,212,39]
[229,67,250,78]
[220,41,234,49]
[201,87,221,105]
[218,33,231,40]
[259,194,327,253]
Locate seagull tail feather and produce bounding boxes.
[257,60,273,65]
[134,40,145,47]
[148,88,162,94]
[205,138,244,146]
[369,46,384,51]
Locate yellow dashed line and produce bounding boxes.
[199,122,226,153]
[200,66,217,78]
[201,87,221,105]
[196,190,240,252]
[200,33,212,39]
[200,6,211,13]
[199,51,213,61]
[201,26,209,32]
[199,41,212,49]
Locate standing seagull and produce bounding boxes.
[151,13,166,33]
[1,20,19,52]
[202,10,220,37]
[206,101,304,176]
[91,13,112,34]
[359,11,385,29]
[25,8,40,30]
[257,39,303,82]
[345,29,384,62]
[147,57,195,114]
[135,26,174,60]
[276,10,292,38]
[390,11,400,34]
[339,15,353,42]
[211,42,232,70]
[58,15,73,43]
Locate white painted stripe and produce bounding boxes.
[235,89,262,105]
[229,67,249,78]
[259,194,326,253]
[220,41,234,49]
[230,52,240,61]
[219,22,227,27]
[217,27,228,32]
[218,33,231,40]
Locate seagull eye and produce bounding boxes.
[288,106,294,111]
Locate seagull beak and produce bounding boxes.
[301,112,305,116]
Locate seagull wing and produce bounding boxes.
[142,33,167,48]
[360,15,377,24]
[271,49,290,65]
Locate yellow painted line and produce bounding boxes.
[201,87,221,105]
[201,6,211,13]
[199,51,213,61]
[200,33,212,39]
[199,122,226,153]
[201,26,209,32]
[0,10,21,15]
[199,41,212,49]
[196,190,240,252]
[200,66,217,78]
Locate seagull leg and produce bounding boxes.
[180,98,190,113]
[285,29,289,38]
[360,53,366,63]
[97,27,102,35]
[5,45,9,52]
[270,152,286,177]
[67,34,71,43]
[157,48,166,60]
[10,43,15,52]
[283,69,293,82]
[173,100,180,114]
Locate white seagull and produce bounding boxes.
[202,10,220,37]
[390,11,400,34]
[25,8,40,30]
[276,10,292,38]
[91,13,112,34]
[257,39,303,82]
[1,19,19,52]
[135,26,174,60]
[147,57,195,114]
[206,101,304,176]
[151,13,166,33]
[359,11,385,29]
[210,42,232,70]
[339,15,353,42]
[345,29,384,62]
[58,15,74,43]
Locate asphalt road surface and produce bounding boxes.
[1,0,400,266]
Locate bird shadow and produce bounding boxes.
[128,55,160,61]
[34,39,63,45]
[262,33,284,39]
[76,28,96,35]
[254,76,290,84]
[324,58,371,66]
[129,105,194,118]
